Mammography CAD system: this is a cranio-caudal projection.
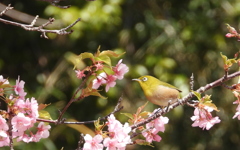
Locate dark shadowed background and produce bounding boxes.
[0,0,240,149]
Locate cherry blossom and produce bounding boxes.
[146,115,169,132]
[232,91,240,120]
[0,75,9,84]
[0,115,8,131]
[92,73,107,90]
[104,114,131,150]
[94,61,104,71]
[142,115,168,143]
[17,133,33,143]
[14,76,27,99]
[103,137,118,150]
[104,74,117,92]
[233,102,240,120]
[83,134,103,150]
[191,107,221,130]
[33,122,51,142]
[11,113,32,133]
[113,59,129,80]
[142,128,161,143]
[0,75,9,93]
[226,33,235,38]
[92,73,117,92]
[0,75,51,146]
[24,97,39,120]
[0,130,9,147]
[75,70,86,79]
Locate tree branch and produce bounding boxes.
[37,95,124,124]
[131,71,240,129]
[0,4,81,39]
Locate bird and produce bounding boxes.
[132,75,181,107]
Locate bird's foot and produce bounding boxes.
[165,100,173,112]
[149,108,163,118]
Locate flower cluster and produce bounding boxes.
[142,115,169,143]
[92,59,129,92]
[0,75,51,147]
[76,58,129,92]
[191,106,221,130]
[83,114,131,150]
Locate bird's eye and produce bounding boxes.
[142,77,148,82]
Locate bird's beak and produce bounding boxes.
[132,78,140,82]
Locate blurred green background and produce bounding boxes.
[1,0,240,149]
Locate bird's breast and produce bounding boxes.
[145,85,180,106]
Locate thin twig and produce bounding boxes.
[30,15,39,26]
[56,71,92,124]
[0,4,13,16]
[7,111,13,150]
[190,73,194,91]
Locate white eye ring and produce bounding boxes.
[142,77,148,82]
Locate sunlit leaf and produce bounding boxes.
[64,52,86,70]
[38,110,53,120]
[96,55,112,66]
[192,91,201,100]
[94,118,105,133]
[220,52,238,70]
[82,87,107,99]
[139,111,150,118]
[201,95,212,103]
[99,50,125,58]
[201,95,219,111]
[220,52,228,64]
[78,52,94,60]
[204,102,219,112]
[88,89,107,99]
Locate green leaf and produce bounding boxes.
[204,102,219,112]
[220,52,228,65]
[220,52,238,69]
[78,52,94,60]
[192,91,201,100]
[201,95,219,111]
[38,110,53,120]
[139,111,150,118]
[201,95,212,103]
[99,50,125,58]
[82,88,107,99]
[89,90,107,99]
[96,55,112,66]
